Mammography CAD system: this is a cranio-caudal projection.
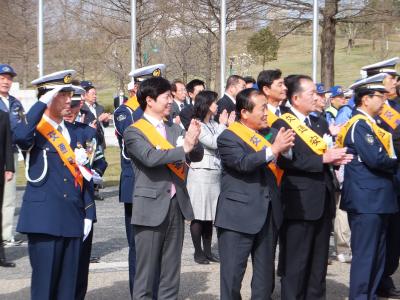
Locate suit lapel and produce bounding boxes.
[164,122,175,146]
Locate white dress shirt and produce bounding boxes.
[43,114,71,144]
[1,95,10,111]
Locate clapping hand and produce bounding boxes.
[219,109,229,125]
[183,119,201,153]
[271,127,295,157]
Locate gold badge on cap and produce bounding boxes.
[152,68,161,77]
[64,74,72,84]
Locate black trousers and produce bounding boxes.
[0,184,5,259]
[280,203,332,300]
[218,207,278,300]
[75,227,94,300]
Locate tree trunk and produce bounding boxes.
[320,0,338,87]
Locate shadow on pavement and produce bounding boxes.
[86,280,130,299]
[91,237,127,258]
[179,271,219,300]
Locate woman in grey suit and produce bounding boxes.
[187,91,235,264]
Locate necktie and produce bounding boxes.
[304,118,311,128]
[156,122,176,198]
[275,108,281,117]
[180,103,184,110]
[57,125,63,133]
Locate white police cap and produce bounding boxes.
[360,57,399,78]
[129,64,165,81]
[349,73,388,92]
[31,69,76,91]
[71,85,85,101]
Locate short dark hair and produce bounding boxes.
[137,77,171,111]
[171,80,185,93]
[186,79,205,94]
[226,75,244,89]
[286,74,313,102]
[354,88,374,107]
[243,76,256,84]
[236,88,262,120]
[257,69,282,91]
[193,90,218,122]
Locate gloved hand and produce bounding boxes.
[83,218,92,242]
[92,170,103,185]
[39,85,69,105]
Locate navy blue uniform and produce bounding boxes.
[15,101,95,300]
[113,103,142,295]
[375,99,400,294]
[340,110,398,300]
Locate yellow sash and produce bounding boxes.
[125,95,140,111]
[36,118,83,189]
[132,118,186,181]
[379,103,400,130]
[280,113,327,155]
[266,110,279,127]
[336,114,394,157]
[228,122,284,185]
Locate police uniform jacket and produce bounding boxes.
[15,101,95,237]
[114,104,143,203]
[340,110,398,214]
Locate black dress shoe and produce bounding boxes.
[377,287,400,299]
[0,259,16,268]
[194,253,209,265]
[205,253,220,263]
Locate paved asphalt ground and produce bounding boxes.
[1,185,399,299]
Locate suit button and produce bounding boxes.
[167,189,171,193]
[64,194,67,198]
[64,178,67,182]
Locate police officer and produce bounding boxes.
[63,84,107,300]
[14,70,95,300]
[114,64,164,296]
[325,85,347,125]
[360,57,400,298]
[337,73,398,300]
[0,64,25,246]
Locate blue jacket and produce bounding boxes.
[113,104,143,203]
[0,95,25,148]
[15,101,95,237]
[340,110,398,214]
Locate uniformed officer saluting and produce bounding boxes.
[336,73,399,300]
[14,70,95,300]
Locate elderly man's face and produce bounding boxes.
[0,74,13,95]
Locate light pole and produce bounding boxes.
[220,0,226,96]
[312,0,319,82]
[131,0,137,73]
[38,0,44,77]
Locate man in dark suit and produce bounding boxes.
[124,77,203,299]
[0,110,15,267]
[170,80,188,125]
[179,79,205,130]
[14,70,95,300]
[215,75,246,122]
[272,75,351,300]
[257,69,289,117]
[216,88,295,299]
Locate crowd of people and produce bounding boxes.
[1,57,400,300]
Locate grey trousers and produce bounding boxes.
[2,153,17,241]
[132,196,184,300]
